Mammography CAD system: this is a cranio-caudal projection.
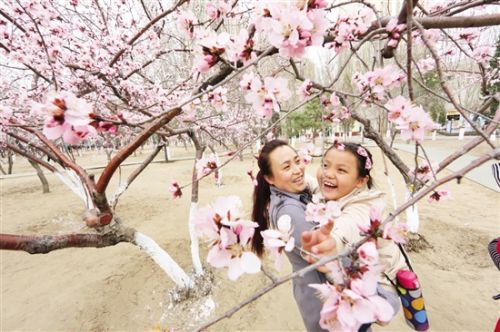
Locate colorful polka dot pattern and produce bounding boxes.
[397,285,430,331]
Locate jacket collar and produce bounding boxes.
[270,185,312,204]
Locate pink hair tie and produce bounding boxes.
[357,146,372,170]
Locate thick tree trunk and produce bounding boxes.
[28,159,50,193]
[7,151,13,174]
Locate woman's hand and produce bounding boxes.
[301,220,336,273]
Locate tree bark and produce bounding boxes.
[28,159,50,193]
[0,230,134,254]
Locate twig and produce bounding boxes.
[110,142,166,208]
[413,20,496,149]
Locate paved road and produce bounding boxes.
[354,137,499,193]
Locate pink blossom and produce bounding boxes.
[397,105,436,142]
[169,180,182,199]
[245,76,291,118]
[262,215,295,251]
[473,46,493,65]
[261,214,295,270]
[203,86,228,110]
[298,148,312,165]
[34,91,96,145]
[239,72,257,91]
[176,10,197,39]
[259,4,325,58]
[354,65,406,101]
[413,29,441,45]
[246,169,258,186]
[306,8,330,46]
[192,32,229,73]
[195,155,219,179]
[428,189,451,203]
[310,267,395,330]
[330,93,341,106]
[458,29,479,43]
[305,201,341,226]
[327,9,375,53]
[206,1,231,20]
[385,18,406,47]
[227,251,261,280]
[0,106,13,124]
[307,0,329,9]
[409,161,438,182]
[226,29,254,63]
[357,241,379,266]
[382,222,408,244]
[194,196,261,280]
[298,79,314,100]
[384,96,412,124]
[417,58,435,74]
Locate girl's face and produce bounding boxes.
[265,145,306,194]
[318,148,368,201]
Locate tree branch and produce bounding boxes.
[95,107,182,194]
[110,141,166,208]
[349,111,412,184]
[0,229,135,254]
[4,143,56,172]
[109,0,189,67]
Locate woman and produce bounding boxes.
[251,139,327,332]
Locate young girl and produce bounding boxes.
[251,139,328,332]
[302,141,408,328]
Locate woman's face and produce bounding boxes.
[265,145,306,194]
[317,148,367,201]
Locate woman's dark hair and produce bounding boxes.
[324,141,374,189]
[251,139,289,257]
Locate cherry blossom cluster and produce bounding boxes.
[321,93,351,123]
[360,207,408,245]
[305,199,342,226]
[206,1,232,20]
[193,196,261,280]
[353,65,406,101]
[385,18,406,48]
[326,8,375,53]
[253,1,329,58]
[304,207,408,331]
[385,96,437,142]
[31,91,96,145]
[202,86,228,111]
[309,242,394,331]
[240,72,291,119]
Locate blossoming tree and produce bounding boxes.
[1,0,499,330]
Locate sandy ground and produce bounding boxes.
[1,138,499,332]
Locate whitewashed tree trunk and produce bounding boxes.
[133,232,193,288]
[54,168,95,210]
[215,154,222,187]
[188,202,204,275]
[405,188,420,233]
